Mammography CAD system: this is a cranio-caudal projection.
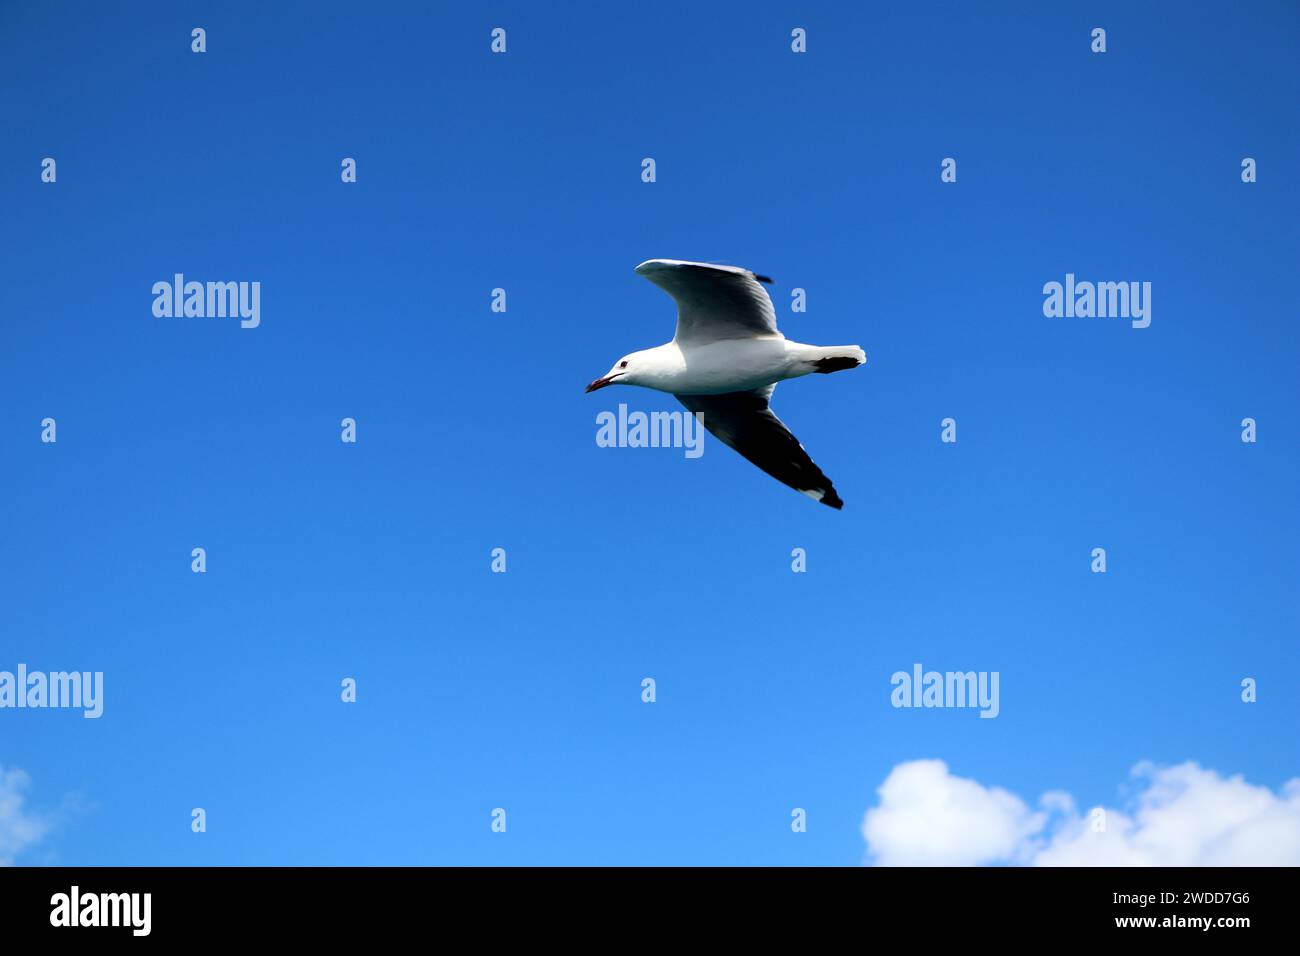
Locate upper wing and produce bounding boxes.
[635,259,780,345]
[676,386,844,509]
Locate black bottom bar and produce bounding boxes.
[0,866,1284,941]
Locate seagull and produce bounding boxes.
[586,259,866,508]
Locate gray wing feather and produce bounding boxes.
[635,259,780,344]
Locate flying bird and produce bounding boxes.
[586,259,866,508]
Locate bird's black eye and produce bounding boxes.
[619,361,628,369]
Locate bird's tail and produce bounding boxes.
[806,345,866,374]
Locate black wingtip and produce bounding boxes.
[812,356,862,374]
[810,486,844,509]
[753,273,773,284]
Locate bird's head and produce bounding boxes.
[585,352,642,393]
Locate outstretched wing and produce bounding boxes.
[676,386,844,509]
[635,259,780,345]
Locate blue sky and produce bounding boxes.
[1,1,1297,865]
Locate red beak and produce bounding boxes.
[585,376,614,393]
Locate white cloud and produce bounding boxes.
[0,764,48,866]
[861,759,1043,865]
[861,759,1300,866]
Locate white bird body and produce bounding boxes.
[621,337,864,396]
[586,259,866,508]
